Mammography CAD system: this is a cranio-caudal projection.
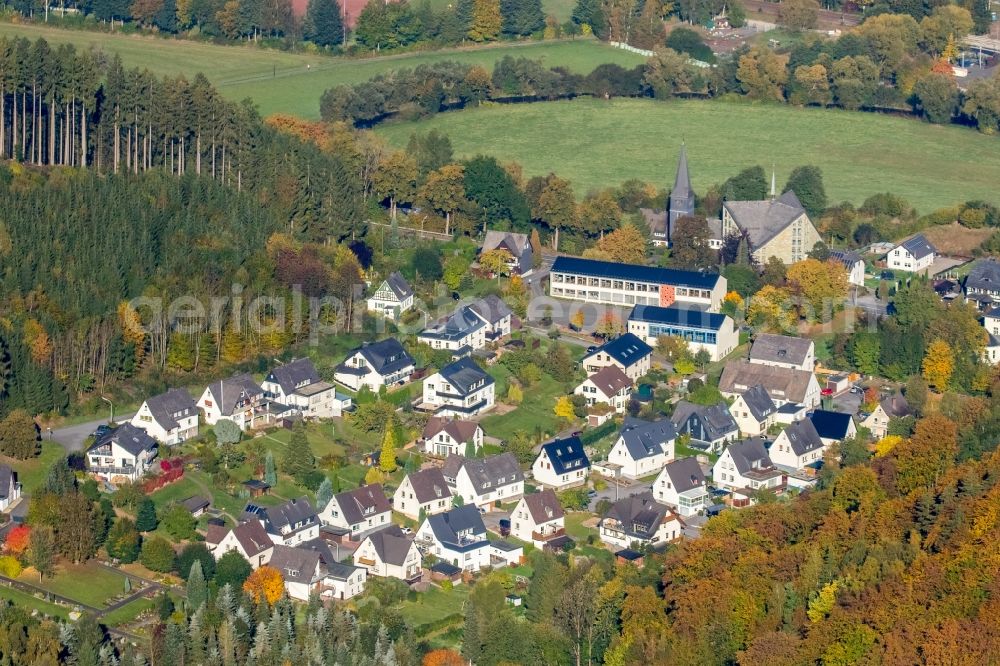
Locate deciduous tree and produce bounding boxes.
[922,339,954,390]
[379,425,398,473]
[0,409,39,460]
[244,565,285,605]
[554,396,575,421]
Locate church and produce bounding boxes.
[647,146,821,265]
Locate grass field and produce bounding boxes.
[0,584,71,619]
[0,23,642,119]
[100,596,155,627]
[5,441,66,495]
[396,584,468,628]
[18,563,129,609]
[376,97,1000,212]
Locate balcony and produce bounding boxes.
[531,527,566,542]
[89,465,139,478]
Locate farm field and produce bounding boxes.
[0,23,642,119]
[376,97,1000,212]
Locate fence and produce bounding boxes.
[609,41,654,57]
[369,222,452,242]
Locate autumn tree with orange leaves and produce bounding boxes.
[3,525,30,557]
[422,648,464,666]
[243,565,284,605]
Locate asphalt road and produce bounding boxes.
[49,414,134,452]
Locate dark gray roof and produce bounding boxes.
[363,526,415,566]
[669,144,696,225]
[671,401,738,442]
[481,231,533,273]
[244,497,318,535]
[269,544,321,584]
[965,258,1000,293]
[0,465,15,500]
[583,333,652,369]
[349,338,415,376]
[422,416,481,444]
[660,457,705,494]
[540,437,590,475]
[604,491,673,540]
[829,249,863,268]
[739,385,777,422]
[331,485,391,525]
[469,295,513,325]
[723,190,807,249]
[551,256,722,290]
[384,271,413,300]
[438,357,494,396]
[426,505,487,550]
[89,423,157,457]
[266,358,320,396]
[808,410,853,441]
[143,388,197,431]
[205,374,264,417]
[780,419,824,456]
[629,305,729,331]
[618,417,677,461]
[725,439,774,475]
[230,520,274,558]
[749,334,813,366]
[898,234,936,260]
[720,360,816,404]
[442,453,523,495]
[881,392,911,418]
[522,489,564,524]
[420,306,486,342]
[181,496,210,513]
[405,467,452,504]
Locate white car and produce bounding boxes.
[400,526,413,535]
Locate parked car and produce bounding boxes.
[93,424,113,439]
[400,526,413,535]
[586,346,597,354]
[498,519,511,537]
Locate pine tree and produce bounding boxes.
[187,559,208,611]
[468,0,501,41]
[304,0,345,48]
[282,423,316,480]
[136,497,158,532]
[264,450,278,486]
[501,0,543,36]
[316,477,334,509]
[379,425,398,473]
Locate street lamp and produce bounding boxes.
[100,395,114,424]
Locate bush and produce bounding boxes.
[0,555,22,578]
[140,536,177,573]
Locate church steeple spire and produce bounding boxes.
[673,142,692,199]
[770,164,776,200]
[667,143,696,247]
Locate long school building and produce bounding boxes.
[549,257,726,312]
[627,305,738,362]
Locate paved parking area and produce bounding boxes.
[588,477,649,511]
[482,510,511,535]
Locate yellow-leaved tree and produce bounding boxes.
[874,434,903,458]
[243,565,284,605]
[554,396,575,421]
[379,426,398,473]
[922,339,954,390]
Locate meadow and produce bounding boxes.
[376,97,1000,212]
[0,23,642,118]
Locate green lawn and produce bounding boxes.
[396,584,469,629]
[18,563,129,609]
[564,511,598,540]
[0,584,70,619]
[480,372,570,442]
[7,441,66,495]
[376,97,1000,213]
[423,0,576,21]
[99,596,155,627]
[0,23,641,119]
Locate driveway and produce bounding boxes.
[49,414,135,452]
[588,477,648,511]
[482,509,511,536]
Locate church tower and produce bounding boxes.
[667,143,695,246]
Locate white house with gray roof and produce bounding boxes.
[607,417,677,479]
[0,465,21,513]
[887,234,936,273]
[748,334,815,371]
[575,365,633,414]
[481,230,534,275]
[421,417,483,457]
[713,439,783,494]
[419,296,513,353]
[366,271,414,320]
[269,544,324,601]
[392,467,453,520]
[769,419,826,470]
[353,526,422,582]
[720,359,820,407]
[671,401,739,453]
[442,453,524,509]
[262,358,348,419]
[211,519,274,568]
[532,437,591,490]
[965,258,1000,309]
[415,504,492,572]
[421,357,495,417]
[243,496,320,546]
[582,333,653,382]
[722,190,821,265]
[86,423,158,484]
[829,249,865,287]
[334,338,416,392]
[653,457,709,517]
[320,485,392,539]
[599,491,681,550]
[197,374,269,431]
[510,489,566,546]
[131,388,199,445]
[729,384,777,436]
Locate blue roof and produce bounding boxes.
[551,256,721,290]
[540,436,590,475]
[808,409,854,440]
[629,305,728,331]
[584,333,652,368]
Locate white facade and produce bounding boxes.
[713,447,782,492]
[422,423,483,458]
[321,567,367,601]
[86,441,157,483]
[392,474,453,520]
[196,380,266,431]
[887,243,935,273]
[421,371,495,418]
[334,349,415,393]
[653,465,709,517]
[769,433,827,470]
[451,467,524,509]
[607,437,674,480]
[844,259,865,286]
[353,534,422,581]
[320,498,391,537]
[729,394,775,437]
[627,312,738,362]
[509,496,565,545]
[574,375,631,414]
[131,397,198,445]
[531,449,590,491]
[366,279,414,320]
[582,350,651,383]
[213,530,274,568]
[414,521,491,573]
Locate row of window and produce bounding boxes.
[551,275,711,300]
[645,324,718,345]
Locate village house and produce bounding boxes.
[829,249,865,287]
[653,457,709,517]
[549,256,727,312]
[334,338,416,392]
[243,497,320,546]
[442,453,524,509]
[965,258,1000,310]
[418,296,513,353]
[729,385,777,436]
[887,234,936,273]
[197,374,270,431]
[532,437,591,490]
[607,417,677,480]
[131,388,199,445]
[392,467,453,520]
[320,485,392,539]
[748,333,816,372]
[366,271,414,320]
[627,305,738,362]
[769,419,827,471]
[420,357,495,417]
[421,416,483,458]
[510,490,567,548]
[599,491,682,550]
[468,295,514,343]
[210,520,274,568]
[713,439,783,494]
[860,392,911,439]
[262,357,349,419]
[721,189,821,265]
[353,526,423,583]
[984,308,1000,364]
[321,561,368,601]
[269,545,325,602]
[581,333,653,382]
[670,400,739,453]
[0,465,21,513]
[86,423,158,484]
[415,505,492,572]
[481,230,534,275]
[808,409,857,446]
[719,359,820,407]
[574,365,633,414]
